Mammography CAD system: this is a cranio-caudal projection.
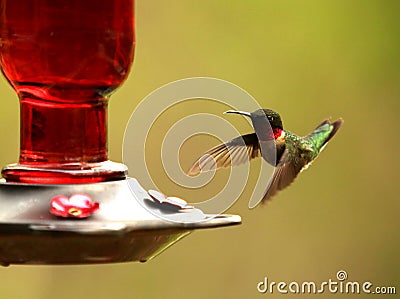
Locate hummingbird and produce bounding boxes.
[188,109,343,203]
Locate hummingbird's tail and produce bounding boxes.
[308,117,344,151]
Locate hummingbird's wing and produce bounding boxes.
[261,149,304,203]
[187,133,261,175]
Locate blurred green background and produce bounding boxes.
[0,0,399,298]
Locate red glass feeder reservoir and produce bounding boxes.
[0,0,135,184]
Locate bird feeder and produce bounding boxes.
[0,0,240,265]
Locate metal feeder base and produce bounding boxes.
[0,178,241,265]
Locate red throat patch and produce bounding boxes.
[273,128,283,139]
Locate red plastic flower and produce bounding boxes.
[50,194,99,218]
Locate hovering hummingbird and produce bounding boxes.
[188,109,343,203]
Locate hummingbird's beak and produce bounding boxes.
[224,110,252,117]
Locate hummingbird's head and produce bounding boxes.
[225,108,284,140]
[225,109,283,129]
[250,109,283,130]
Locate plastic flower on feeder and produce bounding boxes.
[50,194,99,218]
[148,190,193,209]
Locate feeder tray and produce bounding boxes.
[0,178,241,266]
